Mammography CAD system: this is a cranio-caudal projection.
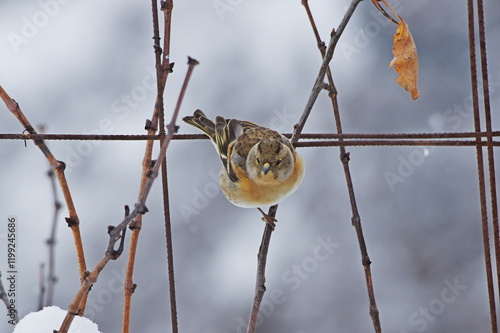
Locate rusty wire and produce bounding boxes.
[1,131,500,146]
[467,0,498,332]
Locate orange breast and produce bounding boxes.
[225,155,305,208]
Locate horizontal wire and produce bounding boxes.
[0,132,499,147]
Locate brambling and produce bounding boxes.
[183,110,305,228]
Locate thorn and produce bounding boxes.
[56,160,66,171]
[187,56,200,66]
[65,217,78,227]
[135,203,149,215]
[129,219,142,230]
[145,119,155,131]
[167,62,175,73]
[154,45,163,54]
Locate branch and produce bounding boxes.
[302,0,381,331]
[38,264,45,311]
[246,2,362,331]
[56,57,198,333]
[246,223,274,333]
[122,2,175,332]
[292,0,363,144]
[46,165,62,306]
[0,86,89,314]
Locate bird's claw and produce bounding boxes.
[258,208,277,230]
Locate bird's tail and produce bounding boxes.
[182,109,217,140]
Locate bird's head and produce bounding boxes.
[246,139,294,183]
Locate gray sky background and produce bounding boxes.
[1,0,500,332]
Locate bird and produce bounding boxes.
[183,110,305,228]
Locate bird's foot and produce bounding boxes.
[257,208,277,230]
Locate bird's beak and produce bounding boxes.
[262,163,271,175]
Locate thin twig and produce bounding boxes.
[0,86,89,315]
[246,223,274,333]
[292,0,363,144]
[302,0,381,331]
[246,1,362,332]
[38,125,61,307]
[38,264,46,311]
[122,2,175,331]
[56,58,198,333]
[46,167,62,306]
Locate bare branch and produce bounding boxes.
[0,86,89,315]
[246,1,363,331]
[57,57,198,333]
[38,264,45,311]
[45,166,62,307]
[302,0,382,331]
[122,2,175,332]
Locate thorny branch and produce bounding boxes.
[246,1,363,332]
[37,163,62,310]
[53,58,197,333]
[38,264,45,311]
[0,86,89,315]
[46,157,63,307]
[122,1,175,332]
[302,0,381,331]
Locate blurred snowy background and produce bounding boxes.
[1,0,500,332]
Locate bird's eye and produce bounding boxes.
[275,159,282,166]
[256,158,261,164]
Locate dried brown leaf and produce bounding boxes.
[389,17,420,100]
